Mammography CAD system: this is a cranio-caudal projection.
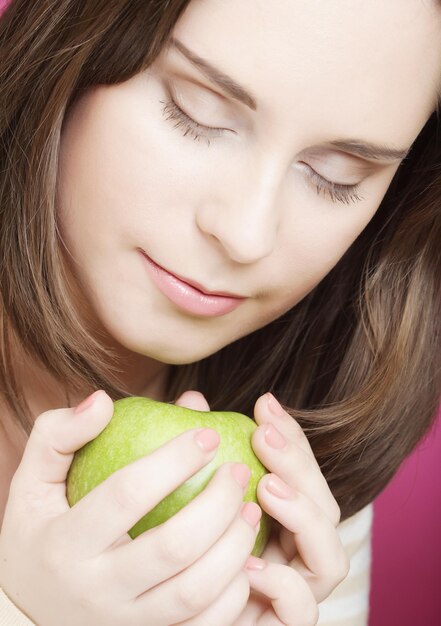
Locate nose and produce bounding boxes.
[195,158,282,264]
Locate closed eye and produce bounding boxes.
[160,96,365,205]
[298,163,365,205]
[159,96,229,144]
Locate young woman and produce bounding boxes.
[0,0,440,624]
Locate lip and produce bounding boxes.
[140,250,246,318]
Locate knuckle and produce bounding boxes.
[109,474,143,511]
[304,603,320,626]
[176,575,208,614]
[75,590,97,612]
[221,479,239,506]
[322,549,349,585]
[289,448,315,479]
[303,453,318,475]
[324,548,350,585]
[43,546,64,575]
[42,547,70,584]
[278,572,319,625]
[192,616,213,626]
[290,420,307,442]
[337,551,351,582]
[222,572,250,624]
[31,412,67,465]
[216,488,239,523]
[279,572,294,597]
[306,498,323,526]
[234,570,251,598]
[159,526,194,566]
[205,466,242,514]
[279,569,295,595]
[330,501,342,526]
[32,410,56,437]
[74,583,109,620]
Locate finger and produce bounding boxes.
[174,390,211,411]
[251,421,341,527]
[254,394,315,459]
[257,475,350,602]
[104,462,251,598]
[58,426,221,559]
[243,558,319,626]
[232,589,271,626]
[131,502,262,625]
[175,571,250,626]
[10,390,113,512]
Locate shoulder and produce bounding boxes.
[337,502,373,555]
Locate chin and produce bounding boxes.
[99,328,218,365]
[142,343,223,366]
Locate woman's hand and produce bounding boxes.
[0,390,261,626]
[235,392,351,625]
[175,391,350,626]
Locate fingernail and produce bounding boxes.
[265,474,292,499]
[231,463,251,489]
[264,423,287,449]
[241,502,262,528]
[73,390,103,414]
[244,555,267,571]
[266,393,286,417]
[194,428,220,452]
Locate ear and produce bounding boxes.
[174,390,211,412]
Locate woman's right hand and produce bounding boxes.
[0,391,261,626]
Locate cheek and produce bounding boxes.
[271,199,385,311]
[60,75,209,239]
[281,161,398,282]
[57,88,143,236]
[55,82,173,267]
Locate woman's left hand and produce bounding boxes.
[173,390,350,626]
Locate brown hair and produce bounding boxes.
[0,0,440,522]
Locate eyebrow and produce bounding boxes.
[169,36,258,110]
[169,37,411,163]
[326,140,410,162]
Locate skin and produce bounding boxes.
[55,0,441,396]
[1,1,441,624]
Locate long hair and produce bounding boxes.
[1,0,440,521]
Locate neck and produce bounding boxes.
[2,327,170,455]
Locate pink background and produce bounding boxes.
[0,0,440,621]
[369,406,441,625]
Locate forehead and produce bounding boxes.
[173,0,441,144]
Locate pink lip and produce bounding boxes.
[140,250,246,317]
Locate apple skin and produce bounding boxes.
[66,396,272,557]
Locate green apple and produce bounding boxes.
[66,396,272,557]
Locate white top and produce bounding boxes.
[317,502,373,625]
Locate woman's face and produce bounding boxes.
[57,0,441,366]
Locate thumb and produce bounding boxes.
[174,390,210,412]
[11,390,114,501]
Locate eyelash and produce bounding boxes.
[159,97,364,205]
